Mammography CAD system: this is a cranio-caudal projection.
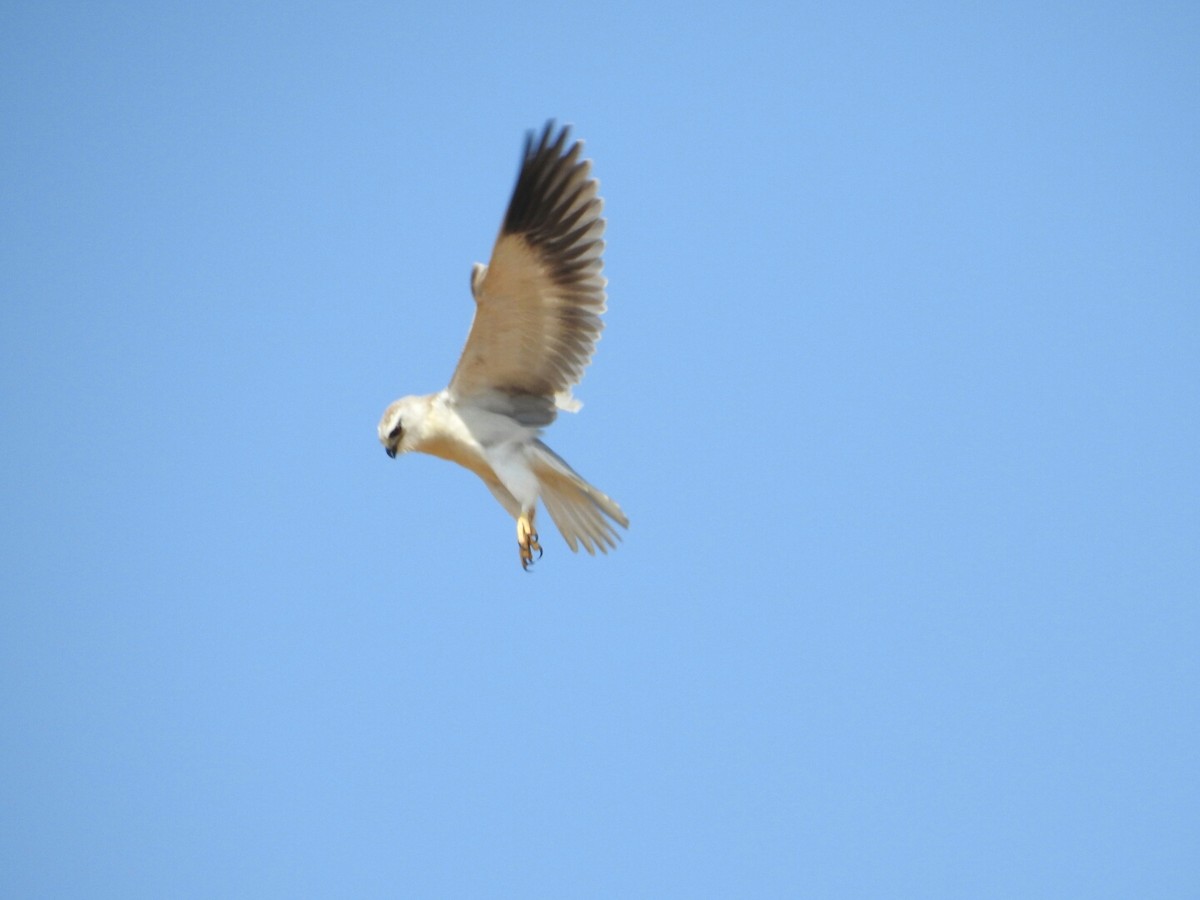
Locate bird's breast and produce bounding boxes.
[416,425,497,485]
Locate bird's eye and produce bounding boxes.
[388,423,403,441]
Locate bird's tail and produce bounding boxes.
[531,440,629,555]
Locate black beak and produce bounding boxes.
[385,446,396,459]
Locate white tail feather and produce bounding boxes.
[532,440,628,555]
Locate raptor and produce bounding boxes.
[377,122,628,569]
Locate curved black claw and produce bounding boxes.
[519,533,544,572]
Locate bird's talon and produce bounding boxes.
[520,544,536,571]
[517,515,541,570]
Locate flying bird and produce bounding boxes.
[377,122,628,569]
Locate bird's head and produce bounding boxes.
[378,396,419,458]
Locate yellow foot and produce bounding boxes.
[517,513,543,571]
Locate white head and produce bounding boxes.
[377,395,426,458]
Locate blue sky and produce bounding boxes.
[2,1,1197,896]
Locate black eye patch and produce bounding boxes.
[388,423,404,441]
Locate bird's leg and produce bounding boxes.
[517,510,542,571]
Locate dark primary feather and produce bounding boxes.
[504,123,606,303]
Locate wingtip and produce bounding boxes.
[530,120,575,155]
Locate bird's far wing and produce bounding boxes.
[448,121,607,427]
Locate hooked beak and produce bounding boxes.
[385,446,397,459]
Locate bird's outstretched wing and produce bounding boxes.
[448,122,607,426]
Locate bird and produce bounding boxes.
[377,122,628,570]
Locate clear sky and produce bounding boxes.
[2,2,1197,896]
